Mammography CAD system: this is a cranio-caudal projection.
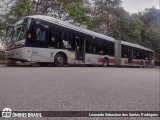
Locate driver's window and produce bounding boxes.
[35,27,46,41]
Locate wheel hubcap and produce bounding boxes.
[58,57,63,64]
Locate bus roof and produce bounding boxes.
[27,15,115,42]
[26,15,153,52]
[121,41,154,52]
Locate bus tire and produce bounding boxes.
[54,53,66,67]
[103,58,109,67]
[140,61,143,68]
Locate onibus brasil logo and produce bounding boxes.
[2,108,42,118]
[2,108,12,118]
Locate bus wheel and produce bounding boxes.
[54,53,65,67]
[103,58,109,67]
[140,62,143,68]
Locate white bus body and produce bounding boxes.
[6,15,154,67]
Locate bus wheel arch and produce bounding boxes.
[54,52,68,67]
[103,57,109,67]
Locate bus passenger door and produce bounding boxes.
[75,36,85,62]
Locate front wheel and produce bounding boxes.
[103,58,109,67]
[54,53,66,67]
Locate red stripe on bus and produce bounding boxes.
[125,60,128,64]
[125,60,141,65]
[132,61,141,64]
[98,58,104,63]
[109,58,114,63]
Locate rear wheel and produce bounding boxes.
[103,58,109,67]
[54,53,66,67]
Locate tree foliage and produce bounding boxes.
[10,0,34,20]
[65,0,92,26]
[139,7,160,59]
[128,15,144,44]
[90,0,122,35]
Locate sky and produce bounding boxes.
[121,0,160,13]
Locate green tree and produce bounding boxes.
[140,7,160,27]
[141,26,160,59]
[113,7,130,40]
[90,0,122,36]
[65,0,92,26]
[138,7,160,59]
[128,15,144,44]
[9,0,34,20]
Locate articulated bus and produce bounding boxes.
[6,15,155,67]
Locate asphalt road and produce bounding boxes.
[0,66,159,120]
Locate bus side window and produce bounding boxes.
[109,43,114,56]
[121,45,128,58]
[68,33,75,50]
[49,29,56,47]
[86,39,92,53]
[27,21,49,48]
[96,40,104,54]
[133,49,140,59]
[48,24,61,48]
[62,31,72,49]
[36,28,46,41]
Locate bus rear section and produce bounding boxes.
[114,40,154,67]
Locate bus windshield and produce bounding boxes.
[10,20,26,43]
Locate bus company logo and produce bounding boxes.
[1,108,42,118]
[2,108,12,118]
